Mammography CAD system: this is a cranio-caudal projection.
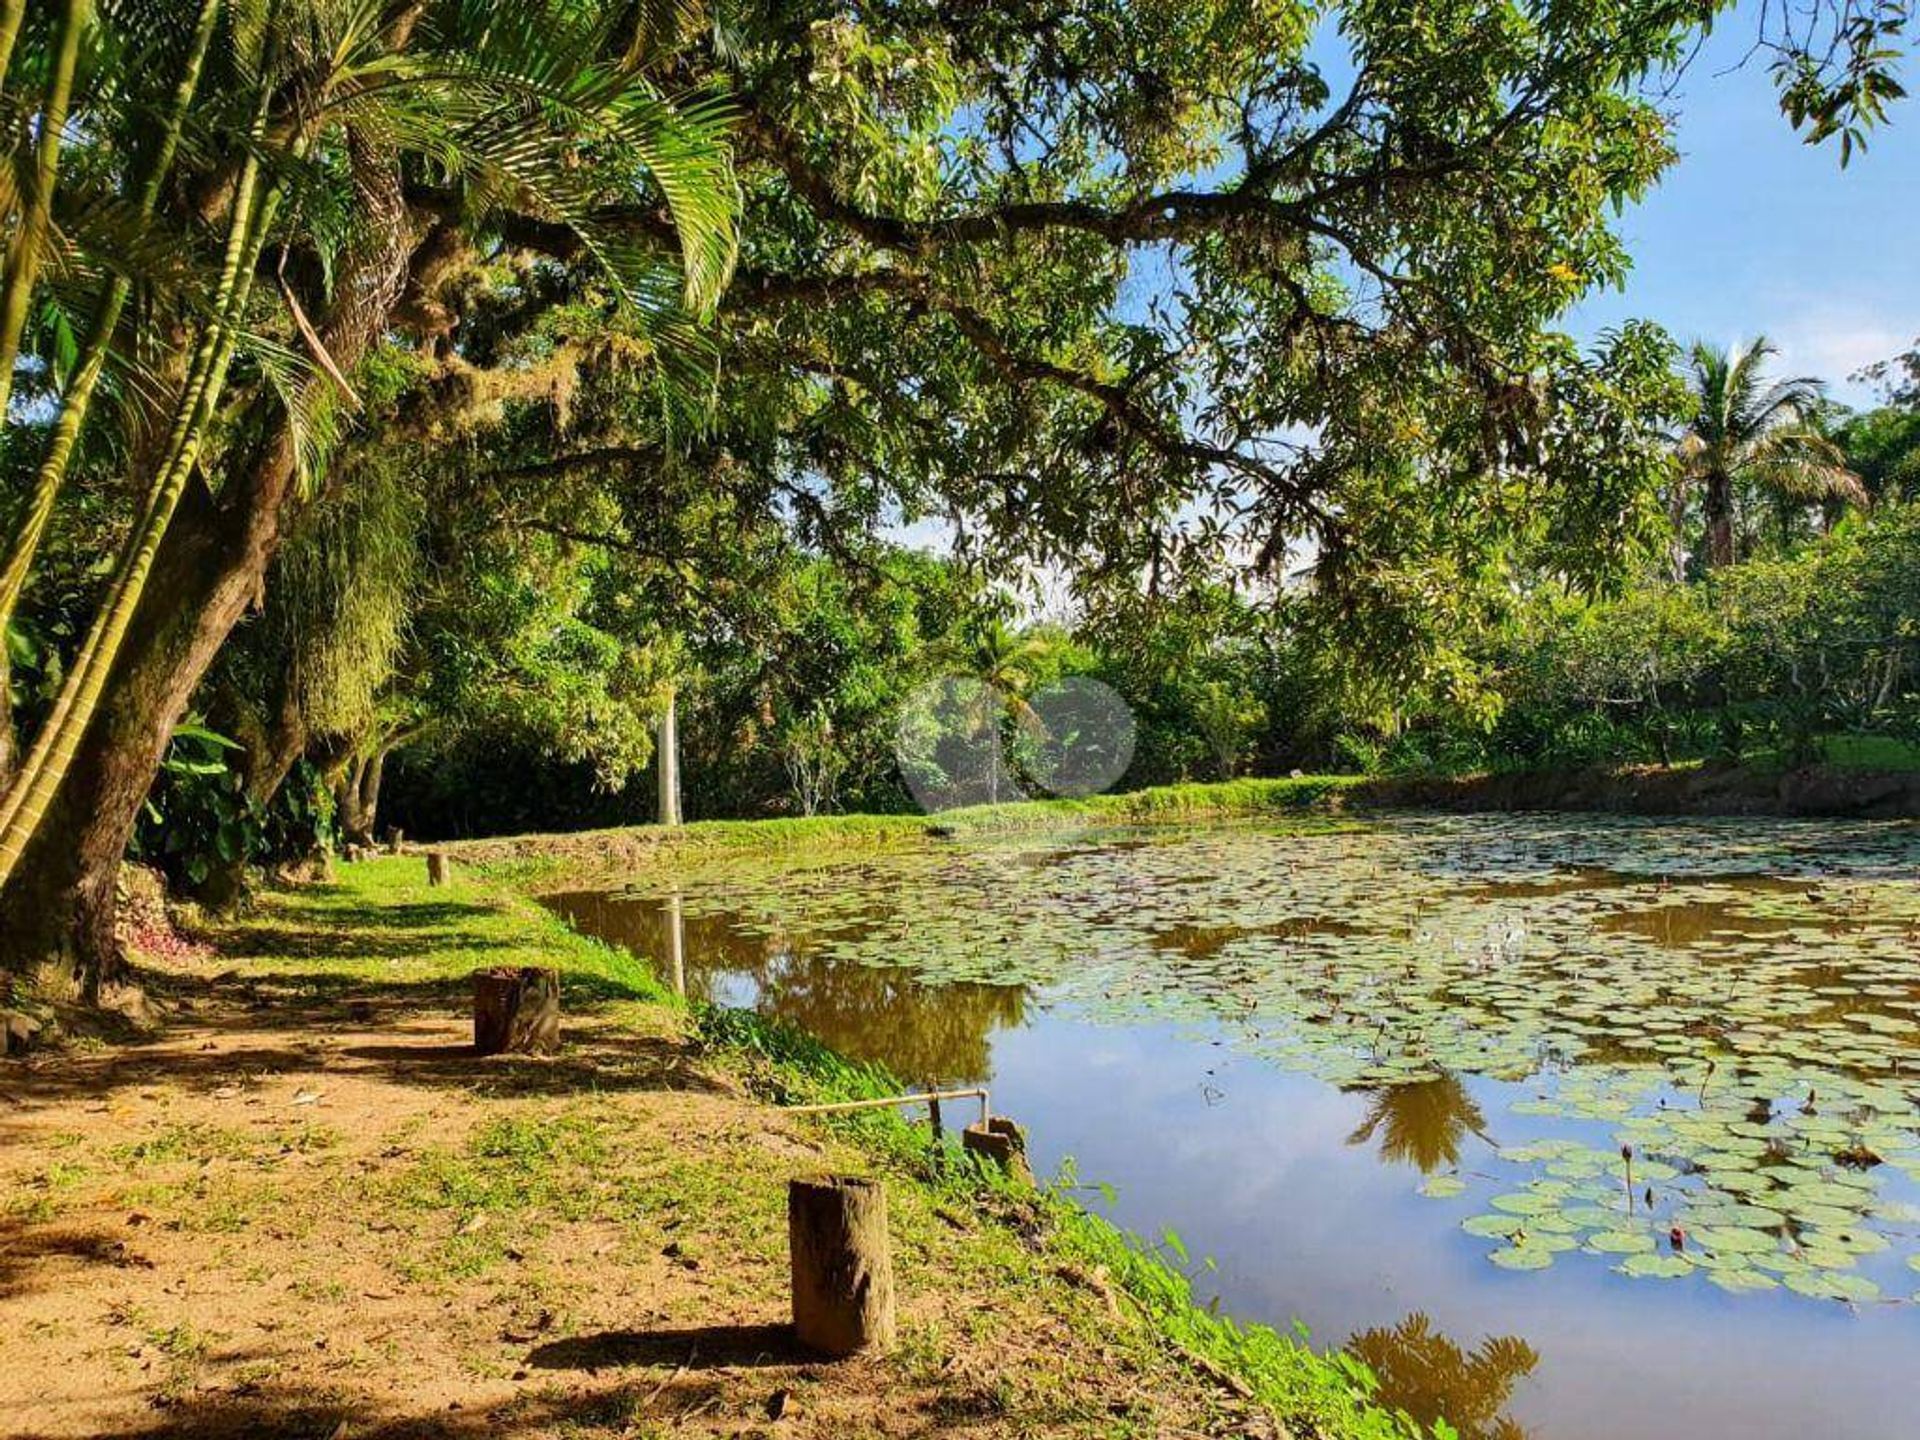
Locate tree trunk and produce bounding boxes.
[0,144,410,995]
[472,966,560,1054]
[0,436,298,992]
[197,681,312,908]
[360,743,389,841]
[249,685,312,812]
[788,1176,895,1356]
[1703,469,1735,569]
[656,688,681,825]
[335,752,369,842]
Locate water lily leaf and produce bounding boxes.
[1588,1229,1657,1254]
[1707,1266,1779,1294]
[1490,1191,1558,1216]
[1463,1213,1527,1239]
[1490,1244,1555,1271]
[1617,1253,1694,1279]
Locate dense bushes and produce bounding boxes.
[1367,506,1920,775]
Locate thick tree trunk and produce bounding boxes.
[0,144,409,994]
[360,743,389,840]
[196,682,313,908]
[336,751,370,843]
[0,442,295,992]
[249,686,312,812]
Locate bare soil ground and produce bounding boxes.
[0,957,1257,1439]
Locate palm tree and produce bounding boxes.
[0,0,86,428]
[1676,337,1863,570]
[0,0,226,783]
[944,617,1052,802]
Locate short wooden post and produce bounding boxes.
[472,966,561,1055]
[788,1175,895,1356]
[387,829,405,855]
[426,851,452,886]
[3,1010,43,1056]
[962,1115,1033,1185]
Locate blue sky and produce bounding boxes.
[1566,13,1918,408]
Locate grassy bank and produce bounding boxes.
[198,856,1416,1438]
[443,774,1367,882]
[434,756,1920,893]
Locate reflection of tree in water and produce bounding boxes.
[746,945,1027,1085]
[1345,1074,1490,1173]
[1348,1312,1538,1440]
[549,893,1025,1084]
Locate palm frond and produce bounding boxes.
[1750,426,1867,504]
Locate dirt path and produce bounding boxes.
[1,963,1254,1440]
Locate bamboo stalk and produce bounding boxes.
[0,0,224,625]
[0,0,27,96]
[0,0,87,426]
[0,81,282,884]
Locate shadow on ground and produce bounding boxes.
[528,1322,805,1371]
[0,951,722,1121]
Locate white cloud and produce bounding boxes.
[1752,304,1914,405]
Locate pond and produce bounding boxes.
[546,813,1920,1440]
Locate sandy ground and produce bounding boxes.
[0,973,1256,1440]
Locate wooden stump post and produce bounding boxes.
[472,966,561,1055]
[426,851,452,887]
[387,829,405,855]
[3,1010,43,1056]
[788,1175,895,1356]
[962,1115,1034,1185]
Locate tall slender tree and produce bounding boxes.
[0,0,225,784]
[1677,337,1863,570]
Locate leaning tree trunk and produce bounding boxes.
[0,0,28,94]
[0,439,299,991]
[197,682,312,908]
[335,752,370,843]
[0,148,410,996]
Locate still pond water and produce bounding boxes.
[547,813,1920,1440]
